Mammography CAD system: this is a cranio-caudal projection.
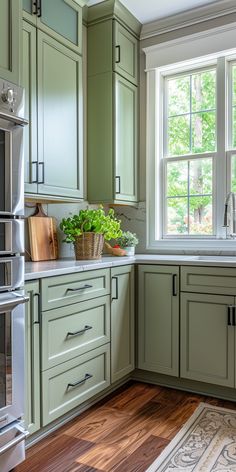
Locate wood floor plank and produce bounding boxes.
[16,382,236,472]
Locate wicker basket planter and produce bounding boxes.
[73,232,104,260]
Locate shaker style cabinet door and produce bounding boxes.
[138,265,179,376]
[22,21,38,194]
[37,31,83,199]
[111,265,135,383]
[180,292,235,388]
[114,21,138,85]
[115,74,138,202]
[25,281,41,435]
[23,0,82,54]
[0,0,20,83]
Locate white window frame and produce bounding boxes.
[145,22,236,251]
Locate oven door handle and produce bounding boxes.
[0,294,29,311]
[0,111,28,127]
[0,426,28,456]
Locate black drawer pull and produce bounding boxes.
[115,176,121,194]
[172,274,177,296]
[66,284,92,294]
[67,373,93,389]
[115,45,121,63]
[233,306,236,326]
[228,306,232,326]
[67,325,92,337]
[112,276,118,300]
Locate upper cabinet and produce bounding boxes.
[0,0,21,83]
[22,2,84,200]
[22,0,83,54]
[87,0,141,205]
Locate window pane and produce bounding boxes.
[168,115,190,156]
[166,197,188,235]
[166,161,188,197]
[231,155,236,192]
[192,70,216,112]
[167,76,190,116]
[192,112,216,153]
[232,107,236,149]
[232,65,236,106]
[189,196,213,235]
[189,158,212,195]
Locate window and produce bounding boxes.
[164,68,216,237]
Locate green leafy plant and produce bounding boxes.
[117,231,139,248]
[60,207,122,243]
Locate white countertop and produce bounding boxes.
[25,254,236,280]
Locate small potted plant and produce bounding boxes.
[60,207,122,260]
[116,231,139,256]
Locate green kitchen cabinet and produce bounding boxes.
[111,265,135,383]
[25,281,41,435]
[138,265,179,376]
[22,21,38,194]
[180,292,235,388]
[23,0,83,55]
[87,1,140,205]
[22,26,83,199]
[0,0,21,83]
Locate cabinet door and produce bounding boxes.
[39,0,82,54]
[25,281,40,435]
[138,265,179,376]
[114,22,138,85]
[111,265,135,383]
[22,21,38,194]
[37,31,83,199]
[115,74,138,202]
[0,0,20,83]
[181,292,235,388]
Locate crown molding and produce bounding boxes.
[141,0,236,40]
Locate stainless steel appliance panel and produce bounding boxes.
[0,257,24,292]
[0,220,24,255]
[0,423,26,472]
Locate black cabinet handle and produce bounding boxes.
[172,274,177,296]
[67,373,93,389]
[38,162,45,184]
[115,176,121,194]
[112,276,118,300]
[115,45,121,63]
[30,161,38,183]
[228,306,232,326]
[32,1,37,15]
[233,306,236,326]
[66,284,92,294]
[67,325,92,337]
[37,0,42,17]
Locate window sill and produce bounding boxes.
[147,238,236,253]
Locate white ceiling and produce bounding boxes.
[86,0,223,24]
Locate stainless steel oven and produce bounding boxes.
[0,78,28,472]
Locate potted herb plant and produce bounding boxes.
[60,207,122,260]
[116,231,139,256]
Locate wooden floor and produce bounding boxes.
[16,381,236,472]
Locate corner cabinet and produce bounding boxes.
[0,0,20,83]
[25,281,41,435]
[138,265,179,377]
[111,265,135,383]
[22,0,83,54]
[87,2,141,205]
[22,22,83,200]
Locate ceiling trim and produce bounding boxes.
[141,0,236,40]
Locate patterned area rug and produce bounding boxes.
[146,403,236,472]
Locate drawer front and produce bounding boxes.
[41,269,110,311]
[181,266,236,295]
[42,344,110,425]
[41,296,110,370]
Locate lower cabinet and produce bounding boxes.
[180,292,235,388]
[138,265,179,376]
[111,265,135,383]
[42,344,110,426]
[25,281,41,435]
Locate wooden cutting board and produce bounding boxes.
[28,204,58,262]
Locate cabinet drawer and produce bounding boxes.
[42,344,110,425]
[181,266,236,295]
[41,296,110,370]
[41,269,110,311]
